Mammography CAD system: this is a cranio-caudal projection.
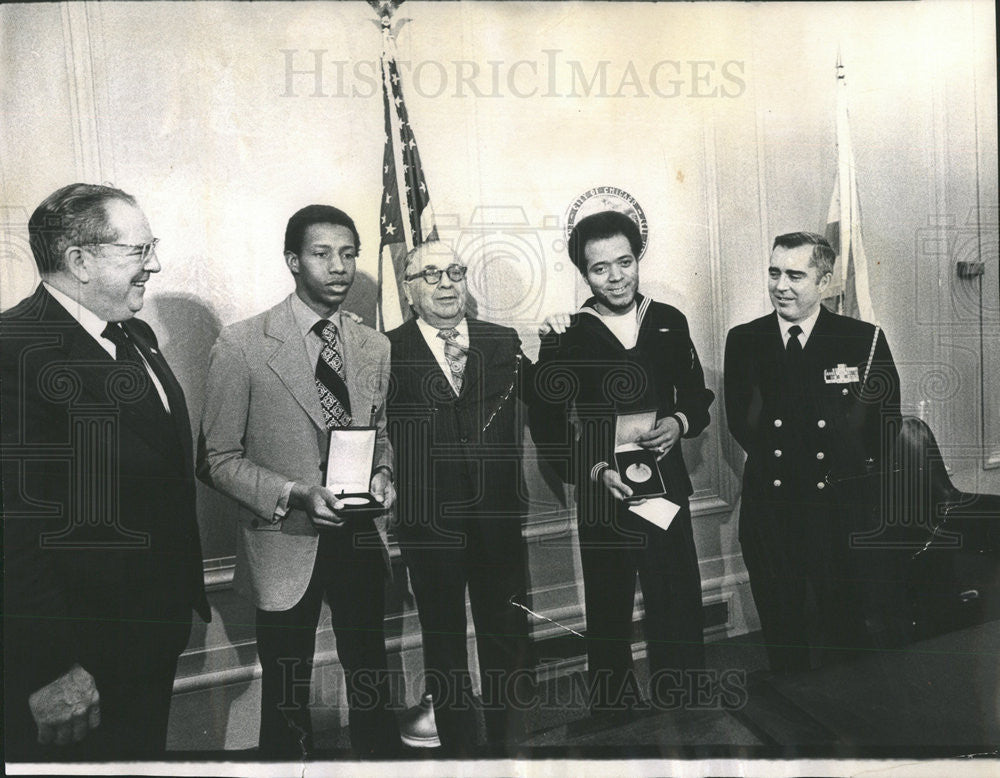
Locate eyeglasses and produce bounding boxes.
[404,264,467,286]
[81,238,159,263]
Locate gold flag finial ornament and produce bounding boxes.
[368,0,404,20]
[368,0,409,38]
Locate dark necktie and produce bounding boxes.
[313,319,352,428]
[784,324,807,408]
[786,324,803,362]
[101,322,168,418]
[437,327,467,393]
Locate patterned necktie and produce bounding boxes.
[437,327,467,394]
[312,319,352,428]
[101,322,168,419]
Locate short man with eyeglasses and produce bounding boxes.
[1,183,209,759]
[385,240,537,755]
[197,204,400,758]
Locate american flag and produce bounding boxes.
[822,55,875,322]
[374,4,437,331]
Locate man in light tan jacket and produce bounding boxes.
[198,204,399,758]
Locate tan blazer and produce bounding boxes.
[197,294,392,611]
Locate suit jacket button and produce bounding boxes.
[816,481,826,490]
[817,419,827,429]
[773,479,782,487]
[773,419,783,428]
[460,435,468,443]
[816,451,825,460]
[774,449,782,458]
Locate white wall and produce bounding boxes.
[2,0,997,744]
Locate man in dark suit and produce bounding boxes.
[724,231,902,672]
[532,210,714,712]
[386,240,535,755]
[1,183,209,760]
[197,205,400,758]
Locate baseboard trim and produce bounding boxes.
[173,571,752,695]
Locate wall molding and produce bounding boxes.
[201,494,736,590]
[174,563,752,696]
[700,116,738,513]
[60,2,114,184]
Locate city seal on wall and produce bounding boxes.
[565,186,649,259]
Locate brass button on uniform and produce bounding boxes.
[842,387,849,396]
[774,449,782,457]
[817,419,827,429]
[816,452,825,460]
[774,419,783,428]
[816,481,825,490]
[773,479,782,487]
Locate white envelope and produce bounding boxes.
[627,497,681,532]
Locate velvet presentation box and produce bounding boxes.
[614,447,667,499]
[324,427,385,520]
[614,410,667,499]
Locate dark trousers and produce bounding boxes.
[5,615,190,761]
[740,499,871,672]
[577,500,705,712]
[255,525,399,758]
[401,520,533,756]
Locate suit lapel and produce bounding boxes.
[760,311,787,396]
[32,288,179,458]
[397,319,445,400]
[125,320,193,469]
[805,305,834,359]
[398,318,463,399]
[32,287,115,407]
[266,297,326,431]
[339,315,371,425]
[460,320,483,398]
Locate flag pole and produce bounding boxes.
[825,51,876,322]
[369,0,437,332]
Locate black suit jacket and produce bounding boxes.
[532,295,714,511]
[1,285,209,700]
[386,317,532,552]
[724,306,901,535]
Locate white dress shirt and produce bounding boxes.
[777,305,821,349]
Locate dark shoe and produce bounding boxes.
[399,692,440,748]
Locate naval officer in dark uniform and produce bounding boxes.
[724,232,902,672]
